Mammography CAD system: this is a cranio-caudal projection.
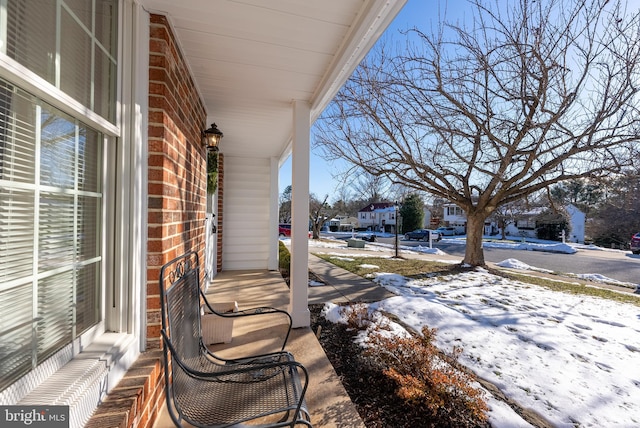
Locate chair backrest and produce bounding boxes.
[159,251,202,361]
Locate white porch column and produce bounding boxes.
[268,156,279,271]
[289,100,310,327]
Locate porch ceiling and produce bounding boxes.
[140,0,406,161]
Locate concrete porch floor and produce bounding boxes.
[153,255,394,427]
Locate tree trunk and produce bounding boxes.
[312,223,320,239]
[464,214,486,266]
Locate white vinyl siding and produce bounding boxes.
[223,156,271,270]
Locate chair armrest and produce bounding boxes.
[203,347,296,366]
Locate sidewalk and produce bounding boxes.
[308,254,395,304]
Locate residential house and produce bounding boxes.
[328,215,359,232]
[505,203,585,243]
[358,202,398,232]
[443,202,586,242]
[0,2,406,428]
[441,203,469,233]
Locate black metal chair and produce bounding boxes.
[159,251,312,427]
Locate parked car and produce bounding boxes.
[630,232,640,254]
[436,226,460,236]
[403,229,439,241]
[354,232,377,242]
[279,224,312,238]
[279,224,292,237]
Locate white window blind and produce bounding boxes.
[0,79,103,392]
[5,0,118,123]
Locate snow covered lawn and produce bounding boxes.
[340,267,640,427]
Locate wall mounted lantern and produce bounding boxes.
[202,123,224,151]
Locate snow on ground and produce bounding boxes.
[306,236,638,289]
[496,258,553,273]
[496,257,638,290]
[485,240,577,254]
[311,234,640,424]
[352,269,640,427]
[572,273,638,289]
[359,264,380,269]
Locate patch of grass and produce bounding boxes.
[503,272,640,307]
[314,253,640,307]
[278,240,290,274]
[313,253,467,279]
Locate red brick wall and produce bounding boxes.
[145,13,209,428]
[147,14,208,350]
[87,13,214,428]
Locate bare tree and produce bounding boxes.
[492,201,520,240]
[279,185,292,223]
[309,194,332,239]
[316,0,640,265]
[348,171,389,203]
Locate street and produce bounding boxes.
[367,235,640,285]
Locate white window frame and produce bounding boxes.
[0,0,148,416]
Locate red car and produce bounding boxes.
[279,224,311,238]
[630,232,640,255]
[279,224,292,237]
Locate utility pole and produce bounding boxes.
[394,201,399,258]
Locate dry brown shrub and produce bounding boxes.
[344,303,373,330]
[363,319,489,423]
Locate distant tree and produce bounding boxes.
[331,199,348,216]
[588,169,640,246]
[279,185,292,223]
[492,202,519,240]
[316,0,640,266]
[429,198,447,225]
[400,194,424,233]
[349,171,389,204]
[549,179,603,216]
[309,194,332,239]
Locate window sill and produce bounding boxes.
[14,332,138,428]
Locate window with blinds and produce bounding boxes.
[4,0,118,123]
[0,0,116,393]
[0,79,104,391]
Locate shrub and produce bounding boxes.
[366,325,489,424]
[278,240,290,276]
[332,303,492,426]
[343,303,372,330]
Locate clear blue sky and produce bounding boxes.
[278,0,440,201]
